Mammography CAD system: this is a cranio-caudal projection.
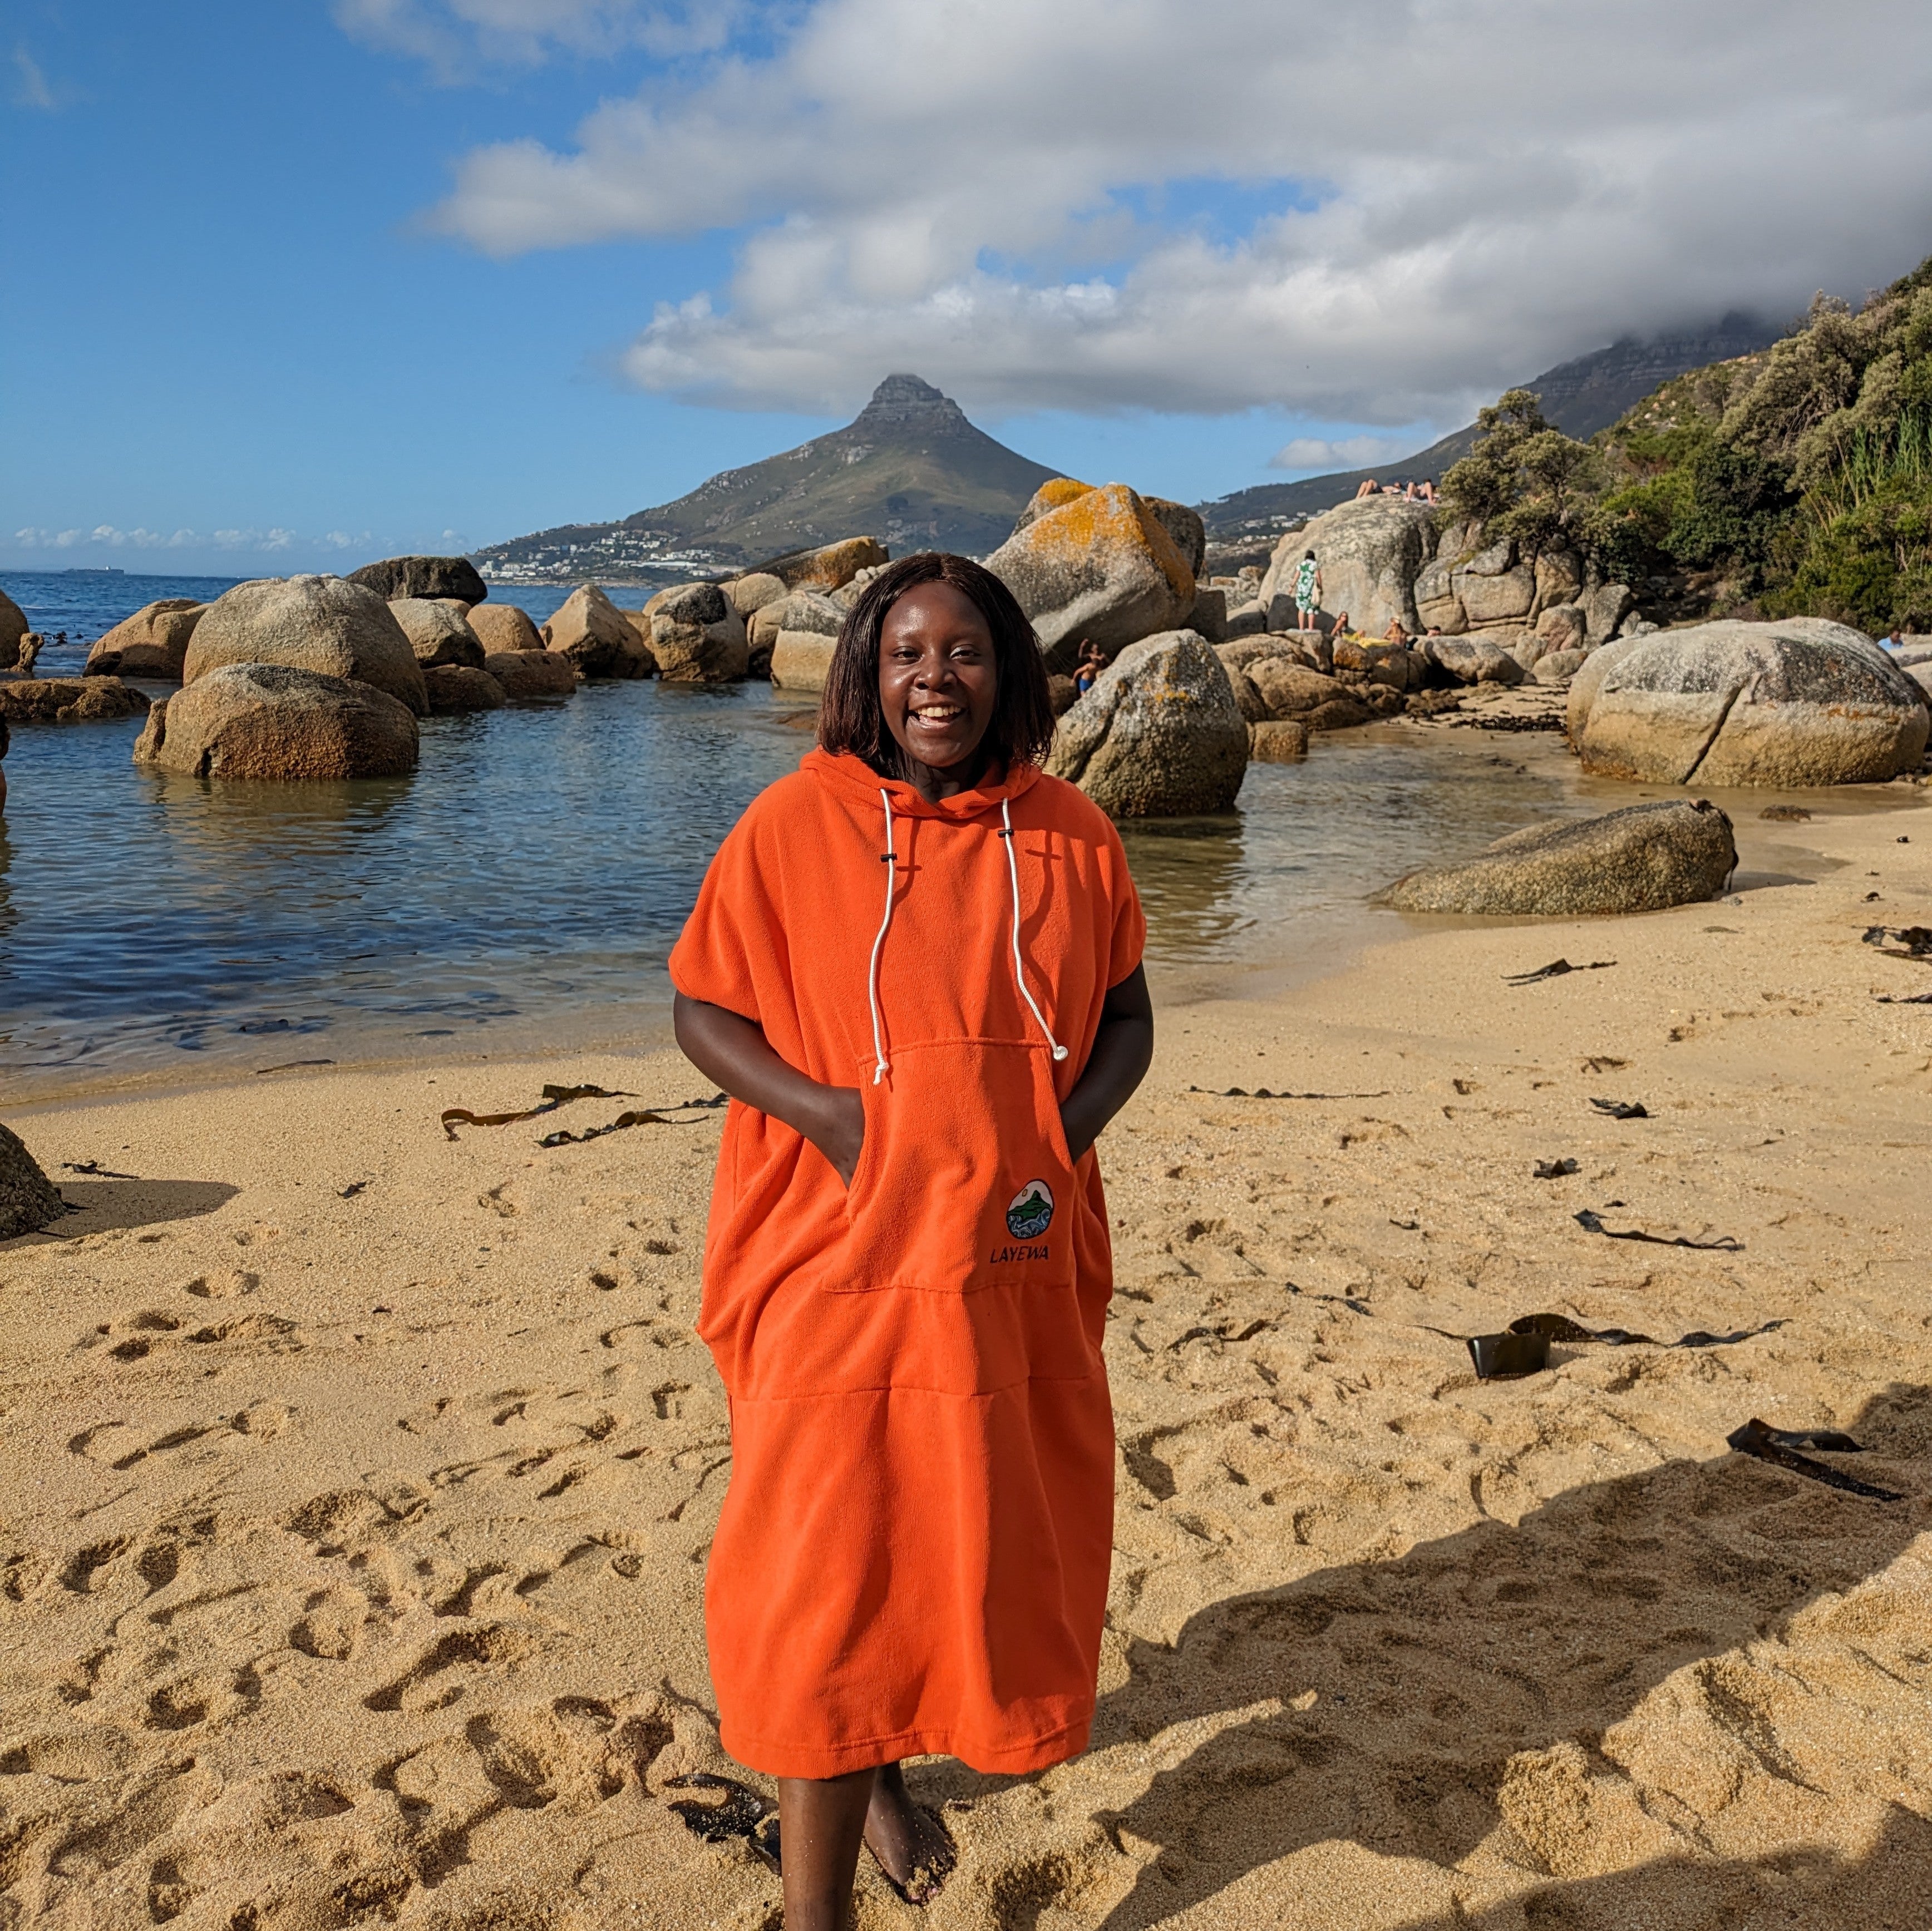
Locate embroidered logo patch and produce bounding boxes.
[1006,1181,1054,1240]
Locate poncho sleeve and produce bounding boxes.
[668,798,790,1025]
[1099,817,1147,991]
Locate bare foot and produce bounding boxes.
[862,1763,956,1905]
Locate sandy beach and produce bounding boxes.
[3,777,1930,1930]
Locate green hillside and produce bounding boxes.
[1198,317,1777,544]
[1436,256,1932,633]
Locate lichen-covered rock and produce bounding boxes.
[649,581,749,683]
[1304,694,1378,732]
[724,572,788,619]
[1011,477,1097,534]
[186,576,428,716]
[1584,581,1635,645]
[1531,649,1590,686]
[1046,629,1246,817]
[1569,619,1930,787]
[750,588,844,658]
[752,537,888,594]
[0,587,27,668]
[1240,659,1332,715]
[986,483,1195,669]
[770,631,836,693]
[1378,799,1737,915]
[1535,602,1589,654]
[1222,599,1266,640]
[0,679,151,724]
[423,664,506,713]
[467,603,544,655]
[1453,539,1536,626]
[1413,552,1466,633]
[1430,636,1526,685]
[541,586,653,679]
[485,650,578,699]
[134,663,419,779]
[390,598,486,670]
[1534,550,1584,608]
[1186,586,1228,643]
[1248,719,1309,762]
[1259,497,1436,636]
[346,555,488,605]
[0,1120,65,1239]
[1145,497,1206,577]
[85,599,204,678]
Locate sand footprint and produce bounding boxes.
[362,1624,536,1715]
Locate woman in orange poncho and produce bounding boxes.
[669,552,1153,1926]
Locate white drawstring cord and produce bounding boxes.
[1000,798,1068,1063]
[866,788,896,1083]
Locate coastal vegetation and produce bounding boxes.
[1440,252,1932,632]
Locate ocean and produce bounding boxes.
[0,570,1596,1094]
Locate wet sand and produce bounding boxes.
[2,787,1930,1929]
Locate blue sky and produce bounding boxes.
[4,1,1925,577]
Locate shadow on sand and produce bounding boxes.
[1083,1385,1930,1931]
[24,1177,241,1240]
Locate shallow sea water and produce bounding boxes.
[0,667,1608,1093]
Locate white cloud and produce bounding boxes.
[12,46,56,110]
[1270,436,1404,474]
[424,0,1932,424]
[9,525,339,555]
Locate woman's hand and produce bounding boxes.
[674,992,866,1185]
[1057,965,1154,1163]
[802,1084,866,1187]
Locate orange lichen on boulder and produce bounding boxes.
[985,482,1197,666]
[1012,477,1097,531]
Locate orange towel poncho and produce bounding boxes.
[669,748,1145,1779]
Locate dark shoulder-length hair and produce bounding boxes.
[817,552,1054,781]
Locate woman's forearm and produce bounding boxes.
[673,992,865,1182]
[1059,965,1154,1162]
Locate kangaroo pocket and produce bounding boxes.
[836,1039,1077,1295]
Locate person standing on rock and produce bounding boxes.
[1294,551,1322,632]
[669,551,1155,1929]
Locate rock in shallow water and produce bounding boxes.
[770,630,836,693]
[467,604,544,655]
[423,664,506,713]
[1248,719,1309,762]
[0,589,27,668]
[0,680,150,723]
[347,554,488,605]
[1378,799,1737,916]
[86,599,204,679]
[649,582,748,683]
[485,650,576,699]
[1569,619,1928,787]
[390,598,485,669]
[186,576,428,717]
[134,663,419,779]
[1046,628,1246,817]
[542,587,653,679]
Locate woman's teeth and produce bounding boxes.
[912,705,962,722]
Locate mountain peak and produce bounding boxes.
[852,373,973,433]
[472,372,1054,580]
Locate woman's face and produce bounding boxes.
[878,581,999,772]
